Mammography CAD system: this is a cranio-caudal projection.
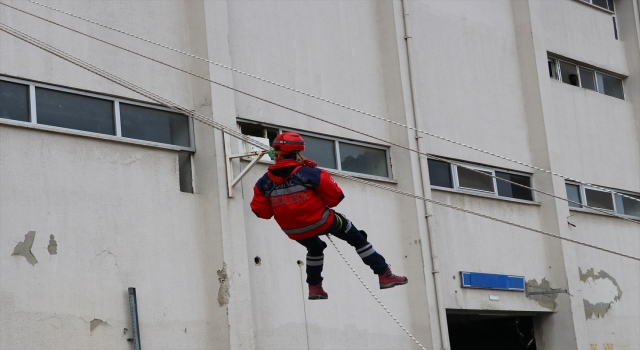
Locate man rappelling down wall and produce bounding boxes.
[250,132,408,300]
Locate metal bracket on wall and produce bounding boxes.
[224,132,268,198]
[128,287,142,350]
[525,284,568,297]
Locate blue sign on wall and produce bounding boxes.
[460,271,525,291]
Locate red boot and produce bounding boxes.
[379,266,408,289]
[309,283,328,300]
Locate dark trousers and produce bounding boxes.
[296,211,388,285]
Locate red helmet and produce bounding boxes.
[273,132,305,152]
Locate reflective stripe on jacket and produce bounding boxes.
[250,159,345,240]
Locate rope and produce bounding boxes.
[1,22,638,262]
[20,0,640,205]
[3,1,636,225]
[326,234,427,350]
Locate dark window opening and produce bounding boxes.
[457,166,494,193]
[613,17,618,40]
[579,67,596,91]
[120,103,190,147]
[447,312,537,350]
[592,0,609,9]
[300,134,337,169]
[495,171,533,201]
[178,152,194,193]
[585,188,615,211]
[566,184,582,208]
[0,80,30,122]
[36,87,114,135]
[428,159,453,188]
[239,121,280,147]
[607,0,614,11]
[560,61,579,86]
[548,59,558,80]
[615,194,640,217]
[340,142,388,177]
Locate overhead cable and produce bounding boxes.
[3,2,637,224]
[2,2,637,225]
[1,22,637,263]
[20,0,640,205]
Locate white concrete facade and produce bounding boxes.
[1,1,638,349]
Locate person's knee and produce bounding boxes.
[307,240,327,256]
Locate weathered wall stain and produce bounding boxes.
[12,231,38,266]
[526,278,558,310]
[217,263,230,306]
[90,319,107,332]
[579,268,622,319]
[47,234,57,255]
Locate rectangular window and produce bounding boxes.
[457,166,494,193]
[36,87,115,135]
[566,183,583,208]
[495,172,534,201]
[615,194,640,217]
[548,58,559,80]
[613,16,618,40]
[237,120,391,179]
[0,76,194,150]
[596,72,624,99]
[0,80,30,122]
[340,142,388,178]
[178,151,194,193]
[579,67,596,91]
[120,103,190,147]
[428,157,534,201]
[427,159,453,188]
[585,188,615,211]
[549,55,625,99]
[302,134,337,169]
[566,181,640,219]
[582,0,615,11]
[559,61,579,86]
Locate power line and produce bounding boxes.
[1,22,637,263]
[3,1,637,225]
[20,0,640,205]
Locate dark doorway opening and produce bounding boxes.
[447,312,537,350]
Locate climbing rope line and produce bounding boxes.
[326,234,427,350]
[2,22,637,263]
[20,0,640,205]
[3,2,637,225]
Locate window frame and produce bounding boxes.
[428,156,536,203]
[0,75,195,151]
[566,181,640,219]
[237,119,393,180]
[548,56,625,100]
[578,0,615,13]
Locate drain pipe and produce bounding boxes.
[399,1,450,349]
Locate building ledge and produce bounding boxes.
[0,118,186,152]
[431,186,541,206]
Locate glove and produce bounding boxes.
[302,159,317,168]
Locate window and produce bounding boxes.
[120,103,190,147]
[237,120,391,179]
[36,87,115,135]
[0,76,194,150]
[178,151,194,193]
[548,56,625,99]
[427,157,534,201]
[581,0,614,11]
[0,80,30,122]
[565,181,640,218]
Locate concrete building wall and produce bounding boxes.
[1,0,638,349]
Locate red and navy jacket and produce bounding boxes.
[250,159,344,240]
